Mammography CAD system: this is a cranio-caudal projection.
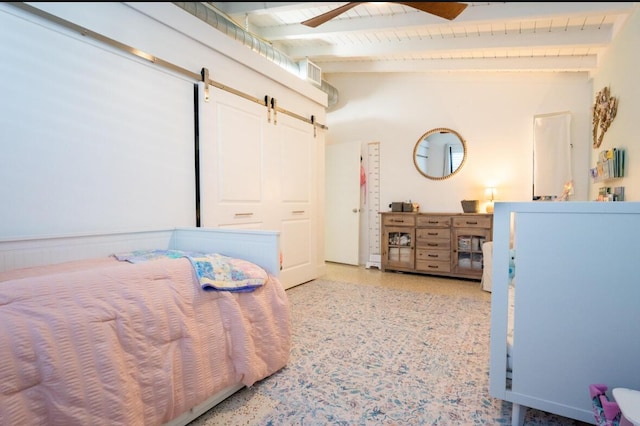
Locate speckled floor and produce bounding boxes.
[320,261,491,299]
[189,262,590,426]
[189,263,493,426]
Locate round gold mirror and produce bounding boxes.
[413,128,467,180]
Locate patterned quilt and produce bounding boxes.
[114,249,268,292]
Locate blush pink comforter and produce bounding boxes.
[0,257,291,425]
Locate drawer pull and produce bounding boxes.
[427,232,438,235]
[427,243,438,247]
[392,219,405,223]
[466,221,478,225]
[428,220,439,224]
[428,254,439,258]
[292,210,305,214]
[428,265,439,269]
[234,212,254,217]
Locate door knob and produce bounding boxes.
[352,208,359,213]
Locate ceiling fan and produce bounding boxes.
[301,2,468,28]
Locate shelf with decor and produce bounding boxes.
[590,147,626,201]
[590,147,625,183]
[597,185,625,202]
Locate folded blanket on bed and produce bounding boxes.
[113,249,267,292]
[113,249,199,263]
[185,253,267,292]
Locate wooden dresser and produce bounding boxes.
[380,212,493,280]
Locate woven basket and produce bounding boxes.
[461,200,479,213]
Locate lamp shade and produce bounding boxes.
[485,187,496,213]
[485,187,496,201]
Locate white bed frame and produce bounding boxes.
[489,202,640,425]
[0,227,280,276]
[0,226,280,425]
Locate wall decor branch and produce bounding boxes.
[592,86,618,148]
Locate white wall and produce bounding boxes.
[591,4,640,201]
[324,72,592,263]
[0,4,197,238]
[0,3,327,243]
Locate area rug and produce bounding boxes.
[189,279,587,425]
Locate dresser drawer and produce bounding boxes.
[416,239,451,250]
[452,216,492,229]
[383,214,416,226]
[416,228,450,240]
[416,259,451,273]
[416,249,450,262]
[417,215,451,227]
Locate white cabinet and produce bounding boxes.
[199,85,322,288]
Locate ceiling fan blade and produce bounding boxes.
[397,2,468,20]
[301,2,467,28]
[301,2,364,28]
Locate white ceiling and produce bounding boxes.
[208,2,638,75]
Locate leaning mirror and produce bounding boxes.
[413,127,467,180]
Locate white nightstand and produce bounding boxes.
[613,388,640,426]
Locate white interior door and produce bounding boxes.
[325,141,361,265]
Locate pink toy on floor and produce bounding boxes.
[590,384,634,426]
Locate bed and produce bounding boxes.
[0,227,291,426]
[488,202,640,426]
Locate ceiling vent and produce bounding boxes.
[298,58,322,87]
[173,3,337,107]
